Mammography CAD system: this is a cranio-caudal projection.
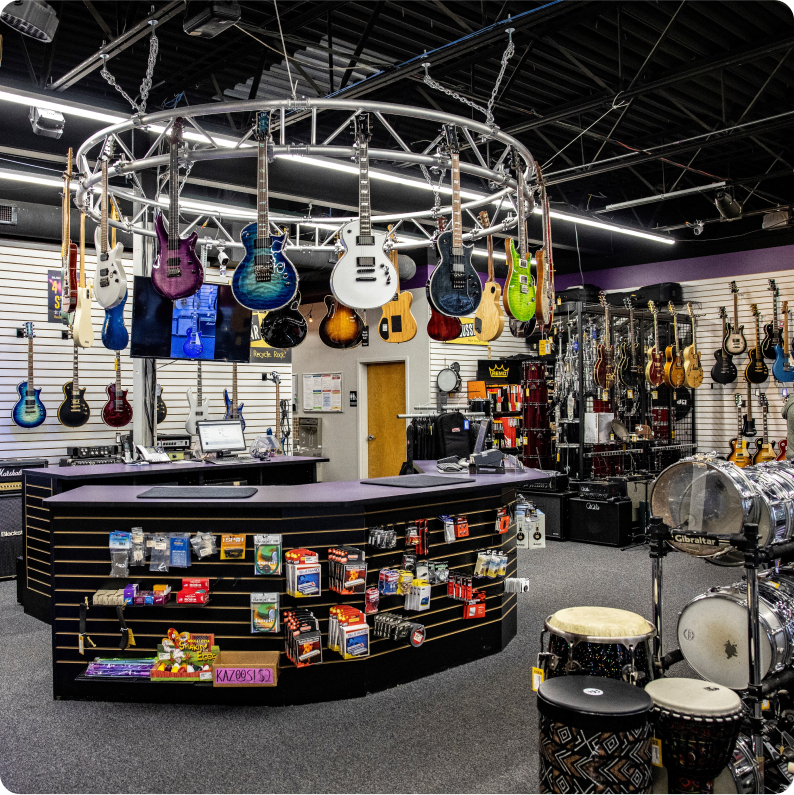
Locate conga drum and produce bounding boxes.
[645,678,743,794]
[541,606,656,685]
[538,675,654,793]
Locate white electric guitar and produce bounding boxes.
[330,113,397,310]
[185,359,210,435]
[72,208,95,348]
[93,146,126,309]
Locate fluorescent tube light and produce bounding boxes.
[0,168,75,189]
[0,89,125,125]
[534,206,674,245]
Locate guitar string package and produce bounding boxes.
[169,533,191,568]
[328,605,370,658]
[109,531,131,577]
[251,593,280,633]
[285,549,321,598]
[367,525,397,549]
[254,534,282,575]
[190,531,217,559]
[283,608,323,668]
[404,579,431,612]
[473,550,508,579]
[130,528,147,566]
[503,577,531,593]
[149,534,169,573]
[372,613,426,647]
[328,546,367,595]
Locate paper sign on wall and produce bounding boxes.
[303,373,342,412]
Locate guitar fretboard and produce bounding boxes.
[516,162,527,259]
[450,153,462,250]
[115,351,122,412]
[167,122,182,278]
[27,335,34,392]
[100,160,109,255]
[359,139,371,237]
[72,339,79,410]
[232,362,238,415]
[197,360,202,404]
[256,139,272,280]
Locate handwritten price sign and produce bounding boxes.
[214,666,275,686]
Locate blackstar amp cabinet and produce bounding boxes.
[567,496,633,547]
[0,458,47,579]
[519,489,574,541]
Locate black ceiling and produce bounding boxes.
[1,0,794,276]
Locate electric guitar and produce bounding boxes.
[594,293,615,389]
[663,301,686,388]
[428,124,482,317]
[724,281,747,355]
[728,393,751,467]
[156,384,168,425]
[761,278,782,360]
[534,161,554,329]
[712,306,737,384]
[617,298,639,388]
[233,110,298,311]
[72,208,95,348]
[100,206,128,351]
[185,360,210,435]
[645,301,665,387]
[93,143,126,310]
[503,150,536,322]
[777,439,788,461]
[60,147,77,324]
[378,228,417,343]
[12,321,46,428]
[746,304,769,384]
[152,118,204,301]
[102,350,133,428]
[223,361,245,431]
[259,291,308,349]
[753,393,776,463]
[426,219,463,342]
[742,380,757,438]
[319,295,364,349]
[773,302,794,383]
[57,329,91,429]
[473,210,504,342]
[331,113,397,309]
[682,302,703,389]
[182,304,204,358]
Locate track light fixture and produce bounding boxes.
[715,190,742,221]
[0,0,58,42]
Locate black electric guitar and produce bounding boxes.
[57,328,91,428]
[746,304,769,384]
[259,291,308,349]
[742,380,757,438]
[761,278,783,360]
[156,384,168,425]
[711,307,737,384]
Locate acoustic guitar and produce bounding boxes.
[473,210,504,342]
[426,219,462,342]
[645,301,665,387]
[378,228,417,343]
[746,304,769,384]
[753,393,777,464]
[711,307,737,385]
[57,328,91,429]
[727,393,752,468]
[682,302,703,389]
[319,295,364,350]
[663,301,685,388]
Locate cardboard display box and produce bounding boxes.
[212,650,280,687]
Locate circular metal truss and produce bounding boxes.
[73,98,536,253]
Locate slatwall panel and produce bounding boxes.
[0,242,291,463]
[678,272,794,457]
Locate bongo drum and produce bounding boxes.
[645,678,742,794]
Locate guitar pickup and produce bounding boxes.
[356,268,376,273]
[99,268,109,277]
[519,275,528,284]
[356,256,376,266]
[355,277,377,282]
[520,286,528,294]
[356,237,375,246]
[99,253,108,262]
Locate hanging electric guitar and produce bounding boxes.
[428,124,482,317]
[93,144,126,310]
[746,304,770,384]
[594,293,615,389]
[319,295,364,349]
[72,209,95,348]
[761,278,782,360]
[753,393,776,463]
[503,150,536,323]
[645,301,665,387]
[728,393,751,467]
[259,291,308,349]
[742,380,757,438]
[617,298,639,388]
[156,384,168,425]
[182,303,204,358]
[473,210,504,342]
[223,362,245,431]
[378,228,417,343]
[101,206,128,351]
[185,360,210,435]
[777,440,788,461]
[57,329,91,428]
[12,321,46,428]
[773,302,794,383]
[331,113,397,310]
[534,161,554,329]
[663,301,686,388]
[712,307,737,384]
[233,111,298,311]
[426,219,462,342]
[682,302,704,389]
[102,350,133,428]
[152,118,204,301]
[724,281,747,355]
[60,147,77,323]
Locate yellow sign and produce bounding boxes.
[488,364,509,378]
[445,318,488,345]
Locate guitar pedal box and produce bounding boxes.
[518,488,574,541]
[567,496,633,547]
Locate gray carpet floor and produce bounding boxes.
[0,541,740,794]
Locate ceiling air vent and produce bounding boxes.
[762,209,791,230]
[0,203,18,225]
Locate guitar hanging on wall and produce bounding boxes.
[746,304,769,384]
[753,393,776,463]
[102,350,133,428]
[645,301,665,387]
[663,302,686,389]
[617,298,639,389]
[378,227,417,343]
[223,361,245,431]
[12,322,46,429]
[259,290,308,349]
[427,124,482,317]
[60,147,77,324]
[594,293,615,390]
[473,210,504,343]
[93,142,126,310]
[233,110,298,311]
[741,380,757,438]
[727,393,751,468]
[426,219,462,342]
[156,384,168,425]
[72,206,95,348]
[682,302,703,389]
[57,328,91,429]
[773,301,794,383]
[152,118,204,301]
[711,307,737,385]
[503,150,536,325]
[724,281,747,356]
[761,278,782,361]
[185,360,210,435]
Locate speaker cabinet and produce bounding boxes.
[567,496,633,547]
[0,493,22,579]
[519,490,575,541]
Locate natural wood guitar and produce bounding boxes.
[683,302,703,389]
[727,393,751,467]
[378,228,417,343]
[753,393,777,464]
[473,210,504,342]
[663,301,685,388]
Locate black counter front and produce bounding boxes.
[44,466,547,705]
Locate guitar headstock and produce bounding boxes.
[253,110,271,142]
[668,301,676,315]
[478,210,490,228]
[351,113,372,144]
[648,300,657,316]
[171,117,184,145]
[769,278,778,294]
[599,291,607,309]
[442,124,460,155]
[23,321,35,338]
[686,302,694,318]
[623,297,633,311]
[760,393,769,410]
[783,300,789,314]
[734,393,743,409]
[751,303,760,317]
[67,325,74,341]
[719,306,728,320]
[730,280,739,295]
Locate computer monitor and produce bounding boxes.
[197,420,247,455]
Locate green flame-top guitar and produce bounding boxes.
[503,152,536,322]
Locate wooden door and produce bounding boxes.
[367,362,406,478]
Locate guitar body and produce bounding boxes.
[509,317,537,338]
[742,416,757,438]
[92,227,126,309]
[73,284,95,348]
[102,383,133,428]
[777,440,788,461]
[711,349,737,384]
[378,291,418,343]
[152,211,204,300]
[502,238,536,321]
[12,382,46,428]
[233,226,298,311]
[156,387,168,425]
[426,278,462,341]
[745,349,769,384]
[473,280,504,342]
[727,439,752,468]
[724,324,747,356]
[645,348,665,387]
[682,344,704,388]
[594,345,607,389]
[773,344,794,383]
[319,296,364,349]
[259,301,308,349]
[535,248,553,328]
[182,327,204,358]
[428,230,482,317]
[330,221,397,310]
[761,323,781,360]
[754,439,777,464]
[185,389,210,436]
[223,391,245,431]
[57,382,90,428]
[61,242,78,315]
[101,289,129,351]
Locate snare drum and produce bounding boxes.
[678,567,794,690]
[541,606,656,685]
[645,678,742,794]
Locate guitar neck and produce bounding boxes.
[27,336,34,389]
[115,351,122,411]
[100,160,108,254]
[169,135,179,252]
[62,149,72,259]
[73,340,79,391]
[258,139,269,241]
[734,291,740,329]
[629,310,636,367]
[197,361,202,403]
[359,138,371,236]
[654,315,659,351]
[486,232,494,281]
[763,404,768,444]
[786,312,790,356]
[515,162,526,258]
[79,210,86,287]
[756,315,762,354]
[672,316,679,351]
[232,362,238,408]
[451,152,462,250]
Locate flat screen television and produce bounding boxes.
[130,276,252,362]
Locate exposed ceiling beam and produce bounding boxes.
[83,0,115,41]
[339,1,384,91]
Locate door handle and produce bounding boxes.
[367,435,375,441]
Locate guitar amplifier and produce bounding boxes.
[67,445,120,459]
[519,488,574,541]
[0,458,47,579]
[577,479,627,500]
[567,496,633,547]
[158,434,192,451]
[523,471,569,492]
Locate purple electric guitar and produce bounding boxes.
[152,118,204,301]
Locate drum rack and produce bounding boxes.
[649,516,794,793]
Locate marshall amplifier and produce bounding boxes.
[519,488,574,541]
[567,496,633,547]
[577,479,628,500]
[0,458,47,579]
